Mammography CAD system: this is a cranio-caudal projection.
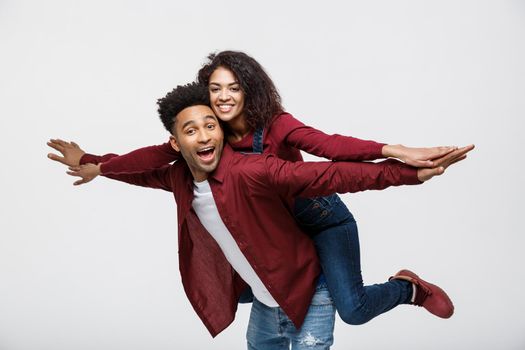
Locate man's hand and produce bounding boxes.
[67,163,101,186]
[383,144,457,167]
[417,144,475,182]
[47,139,85,166]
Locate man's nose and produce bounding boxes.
[197,129,211,143]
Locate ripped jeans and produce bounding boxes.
[247,280,335,350]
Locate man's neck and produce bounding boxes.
[191,172,209,183]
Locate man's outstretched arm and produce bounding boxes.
[47,139,180,185]
[264,145,474,199]
[65,163,173,192]
[47,139,179,183]
[47,139,173,190]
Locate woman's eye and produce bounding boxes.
[231,87,239,92]
[209,87,219,93]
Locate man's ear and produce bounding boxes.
[169,135,180,152]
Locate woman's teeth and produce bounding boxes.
[218,105,233,113]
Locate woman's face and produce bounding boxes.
[208,66,245,125]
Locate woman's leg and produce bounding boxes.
[294,195,412,325]
[311,210,412,324]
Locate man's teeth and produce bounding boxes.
[198,147,214,153]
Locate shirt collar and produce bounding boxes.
[209,143,234,184]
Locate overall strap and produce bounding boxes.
[251,127,264,154]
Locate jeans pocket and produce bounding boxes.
[294,194,353,231]
[294,197,334,228]
[310,285,333,306]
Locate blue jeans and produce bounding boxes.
[246,281,335,350]
[294,194,412,325]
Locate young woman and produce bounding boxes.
[50,51,456,323]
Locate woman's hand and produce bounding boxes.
[66,163,101,186]
[383,144,457,167]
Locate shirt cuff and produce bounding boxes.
[79,153,102,166]
[404,166,423,185]
[373,142,388,159]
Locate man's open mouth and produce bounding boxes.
[197,147,215,162]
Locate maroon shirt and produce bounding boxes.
[96,112,386,175]
[81,145,421,337]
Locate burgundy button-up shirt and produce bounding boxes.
[81,144,421,337]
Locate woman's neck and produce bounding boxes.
[226,117,252,143]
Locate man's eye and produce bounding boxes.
[186,129,195,135]
[207,124,215,129]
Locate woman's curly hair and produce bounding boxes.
[157,82,210,133]
[197,51,284,130]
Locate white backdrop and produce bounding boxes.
[1,1,524,349]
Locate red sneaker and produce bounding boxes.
[389,269,454,319]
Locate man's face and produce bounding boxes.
[170,105,224,182]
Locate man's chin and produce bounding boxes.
[197,161,219,174]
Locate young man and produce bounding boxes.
[48,83,471,349]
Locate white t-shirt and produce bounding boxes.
[192,180,278,307]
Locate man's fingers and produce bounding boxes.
[70,141,80,148]
[413,160,435,167]
[47,140,65,153]
[47,153,66,164]
[431,166,445,177]
[443,145,474,166]
[50,138,68,148]
[433,144,474,168]
[432,154,455,168]
[55,139,68,146]
[419,166,445,182]
[442,153,468,168]
[447,155,467,167]
[73,179,86,186]
[66,166,83,177]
